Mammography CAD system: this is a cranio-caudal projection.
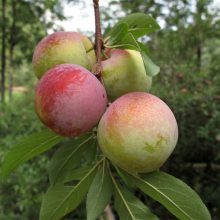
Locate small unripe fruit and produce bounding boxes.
[101,49,152,101]
[97,92,178,173]
[32,31,96,79]
[35,64,107,137]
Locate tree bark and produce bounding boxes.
[1,0,6,103]
[93,0,103,79]
[195,0,204,71]
[9,0,16,101]
[196,43,201,70]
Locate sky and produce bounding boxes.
[54,0,116,33]
[53,0,220,34]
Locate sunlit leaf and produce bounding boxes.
[106,22,128,46]
[141,51,160,76]
[106,13,160,41]
[105,32,139,50]
[118,13,160,38]
[2,130,63,178]
[138,41,149,55]
[86,160,113,220]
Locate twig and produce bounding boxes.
[93,0,103,78]
[104,204,115,220]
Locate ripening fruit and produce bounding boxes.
[97,92,178,173]
[32,31,96,79]
[101,49,152,101]
[35,64,107,137]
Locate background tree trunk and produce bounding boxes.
[1,0,6,103]
[196,43,202,70]
[9,0,16,101]
[195,0,204,71]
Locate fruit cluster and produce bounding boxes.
[32,31,178,173]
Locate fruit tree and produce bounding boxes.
[2,1,212,220]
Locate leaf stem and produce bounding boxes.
[110,171,136,220]
[93,0,103,78]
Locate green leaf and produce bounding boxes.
[138,41,150,55]
[117,13,160,38]
[141,51,160,77]
[126,171,212,220]
[49,133,95,185]
[86,160,113,220]
[106,32,139,50]
[115,166,135,189]
[63,166,94,183]
[1,130,63,178]
[106,22,129,46]
[40,159,103,220]
[82,138,97,164]
[112,175,159,220]
[106,13,160,41]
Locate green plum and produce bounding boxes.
[101,49,152,101]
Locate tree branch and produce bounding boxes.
[104,204,115,220]
[93,0,103,78]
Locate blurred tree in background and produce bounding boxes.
[0,0,66,219]
[0,0,66,102]
[0,0,220,219]
[108,0,220,219]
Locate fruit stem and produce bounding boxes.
[93,0,103,78]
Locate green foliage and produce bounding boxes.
[0,155,50,220]
[1,0,220,219]
[0,92,49,220]
[105,13,160,77]
[48,133,95,185]
[140,51,160,77]
[39,160,102,220]
[105,13,160,39]
[2,130,63,178]
[3,128,212,220]
[112,175,158,220]
[86,161,113,220]
[123,170,212,220]
[151,68,220,219]
[112,1,220,218]
[105,22,128,46]
[63,166,94,182]
[115,13,160,38]
[0,92,48,220]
